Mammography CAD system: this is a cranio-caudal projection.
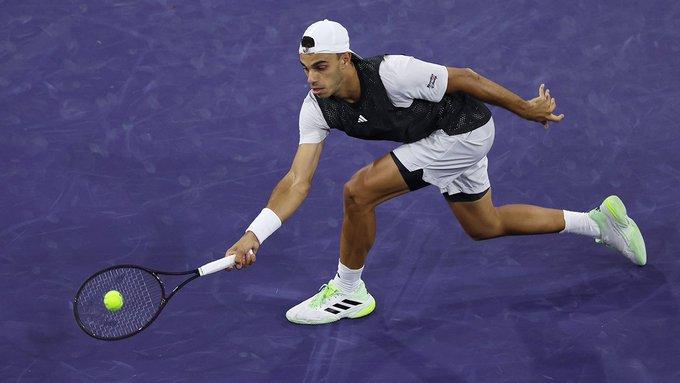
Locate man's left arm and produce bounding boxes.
[446,67,565,128]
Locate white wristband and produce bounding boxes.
[246,208,282,244]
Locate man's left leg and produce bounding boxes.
[447,188,566,240]
[448,188,647,265]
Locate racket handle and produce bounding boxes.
[197,250,254,276]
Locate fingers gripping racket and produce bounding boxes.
[73,252,249,341]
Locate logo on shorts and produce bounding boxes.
[426,74,437,89]
[357,115,368,123]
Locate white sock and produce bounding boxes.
[332,260,363,294]
[561,210,601,238]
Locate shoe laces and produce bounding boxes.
[310,283,339,309]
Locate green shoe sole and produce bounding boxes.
[629,219,647,266]
[349,299,376,319]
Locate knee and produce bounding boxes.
[343,176,373,210]
[463,222,505,241]
[467,231,496,241]
[466,229,500,241]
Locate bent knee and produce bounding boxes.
[463,224,505,241]
[343,178,372,208]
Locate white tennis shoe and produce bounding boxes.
[286,279,376,325]
[589,195,647,266]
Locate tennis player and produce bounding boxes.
[225,19,647,325]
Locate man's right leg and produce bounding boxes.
[339,153,411,269]
[286,153,411,325]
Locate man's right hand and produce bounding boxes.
[225,231,260,270]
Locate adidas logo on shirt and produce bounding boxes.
[357,115,367,123]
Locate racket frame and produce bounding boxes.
[73,265,199,341]
[74,253,238,340]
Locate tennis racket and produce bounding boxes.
[73,251,250,340]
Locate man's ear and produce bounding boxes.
[342,52,351,65]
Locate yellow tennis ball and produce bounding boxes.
[103,290,124,312]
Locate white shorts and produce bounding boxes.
[391,117,495,200]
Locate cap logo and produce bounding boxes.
[301,36,315,53]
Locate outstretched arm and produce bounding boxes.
[265,142,324,221]
[446,67,564,128]
[225,142,324,269]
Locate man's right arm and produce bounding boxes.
[227,92,328,269]
[265,141,324,222]
[226,141,323,268]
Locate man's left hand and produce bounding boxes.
[522,83,565,129]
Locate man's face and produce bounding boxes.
[299,53,348,98]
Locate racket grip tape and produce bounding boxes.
[198,250,254,276]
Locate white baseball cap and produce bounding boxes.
[299,19,354,55]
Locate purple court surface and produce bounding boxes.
[2,1,680,382]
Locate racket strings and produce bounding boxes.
[76,267,163,339]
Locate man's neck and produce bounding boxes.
[334,64,361,104]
